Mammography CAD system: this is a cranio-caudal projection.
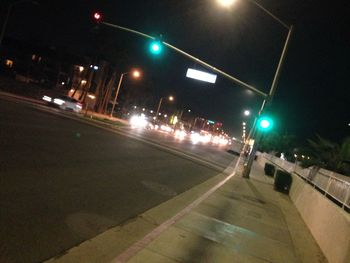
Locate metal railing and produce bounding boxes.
[261,153,350,212]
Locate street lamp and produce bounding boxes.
[217,0,237,8]
[244,110,250,116]
[155,96,174,120]
[217,0,293,178]
[0,0,39,46]
[110,69,141,117]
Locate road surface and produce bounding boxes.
[0,97,237,263]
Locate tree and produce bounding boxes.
[259,132,296,160]
[301,135,350,176]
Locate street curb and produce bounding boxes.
[0,91,45,105]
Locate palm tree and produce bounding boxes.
[302,135,350,176]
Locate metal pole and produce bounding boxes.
[192,117,198,130]
[110,73,125,117]
[155,97,163,120]
[243,27,293,178]
[247,0,290,30]
[101,21,267,99]
[266,26,294,106]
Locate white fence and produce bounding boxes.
[261,153,350,212]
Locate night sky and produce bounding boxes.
[2,0,349,143]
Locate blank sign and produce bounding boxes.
[186,68,217,83]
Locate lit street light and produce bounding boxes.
[217,0,237,8]
[216,0,294,178]
[133,70,141,78]
[110,69,141,117]
[244,110,251,116]
[0,0,39,46]
[155,96,174,120]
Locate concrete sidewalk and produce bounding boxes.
[119,162,327,263]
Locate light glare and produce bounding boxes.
[260,120,270,129]
[42,96,52,102]
[130,115,148,128]
[133,70,141,78]
[217,0,236,7]
[53,98,65,105]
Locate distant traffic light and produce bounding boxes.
[93,12,102,23]
[257,115,273,132]
[149,39,163,55]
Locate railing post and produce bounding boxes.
[324,176,332,196]
[343,184,350,209]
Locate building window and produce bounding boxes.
[5,59,13,68]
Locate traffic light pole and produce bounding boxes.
[100,21,267,99]
[99,17,292,180]
[243,26,293,178]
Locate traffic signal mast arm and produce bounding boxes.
[99,20,267,99]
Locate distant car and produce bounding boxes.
[42,95,82,113]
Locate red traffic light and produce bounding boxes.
[93,12,102,22]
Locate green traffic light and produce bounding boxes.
[149,40,162,55]
[257,116,273,131]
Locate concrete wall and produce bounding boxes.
[257,155,350,263]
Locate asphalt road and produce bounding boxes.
[0,97,237,263]
[125,128,237,169]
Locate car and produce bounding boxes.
[42,95,82,113]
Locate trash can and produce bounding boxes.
[274,170,292,194]
[264,163,275,177]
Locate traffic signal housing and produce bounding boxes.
[93,12,102,23]
[149,39,163,55]
[257,115,273,132]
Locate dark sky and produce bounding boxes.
[2,0,350,143]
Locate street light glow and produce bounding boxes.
[169,96,174,101]
[132,70,141,78]
[244,110,250,116]
[217,0,237,8]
